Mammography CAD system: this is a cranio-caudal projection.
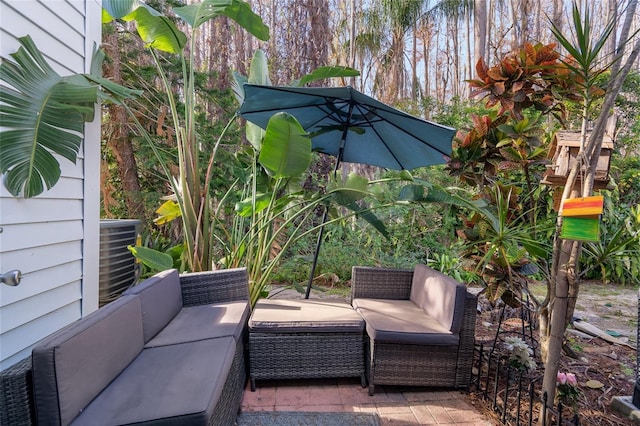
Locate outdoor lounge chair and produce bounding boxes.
[351,264,477,395]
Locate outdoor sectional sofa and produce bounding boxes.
[351,264,477,395]
[27,267,250,426]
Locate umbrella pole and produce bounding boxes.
[304,151,346,299]
[304,104,353,299]
[305,158,341,298]
[304,207,330,299]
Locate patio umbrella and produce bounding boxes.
[238,84,456,297]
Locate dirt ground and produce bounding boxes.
[473,281,638,426]
[570,281,638,343]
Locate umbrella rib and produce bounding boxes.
[352,103,404,169]
[306,100,350,128]
[356,104,452,160]
[241,103,327,119]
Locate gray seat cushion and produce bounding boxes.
[71,337,237,426]
[32,295,144,426]
[352,298,459,346]
[409,264,466,333]
[145,301,250,347]
[249,299,364,333]
[123,269,183,342]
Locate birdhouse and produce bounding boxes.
[540,130,614,190]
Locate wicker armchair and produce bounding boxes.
[351,265,477,395]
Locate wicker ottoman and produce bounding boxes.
[248,299,366,390]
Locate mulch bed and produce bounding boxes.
[468,297,637,426]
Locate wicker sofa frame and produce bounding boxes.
[0,268,249,426]
[0,356,34,425]
[178,269,249,426]
[351,266,477,395]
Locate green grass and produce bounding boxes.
[621,365,635,377]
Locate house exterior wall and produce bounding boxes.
[0,0,101,369]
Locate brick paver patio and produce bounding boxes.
[241,378,494,425]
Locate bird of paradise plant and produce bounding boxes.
[99,0,272,273]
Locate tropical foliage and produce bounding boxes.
[99,0,271,273]
[581,202,640,285]
[0,36,139,197]
[100,1,384,304]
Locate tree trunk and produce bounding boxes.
[541,238,577,411]
[451,19,460,99]
[464,8,471,98]
[349,0,357,87]
[473,0,487,76]
[412,26,418,102]
[606,0,618,63]
[486,0,493,62]
[306,0,330,77]
[389,27,406,102]
[102,25,146,223]
[552,0,564,37]
[424,32,430,101]
[538,4,640,420]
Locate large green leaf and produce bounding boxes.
[0,36,97,197]
[235,192,271,217]
[86,44,143,102]
[217,0,269,41]
[245,50,270,150]
[0,36,140,198]
[232,50,270,150]
[102,0,146,22]
[128,7,187,54]
[174,0,231,27]
[240,49,271,151]
[248,49,271,86]
[258,112,311,178]
[329,173,389,238]
[102,0,186,53]
[128,245,173,271]
[331,173,370,204]
[294,66,360,87]
[231,71,248,104]
[175,0,269,41]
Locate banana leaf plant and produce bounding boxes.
[102,0,270,272]
[0,36,140,198]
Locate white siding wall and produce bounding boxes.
[0,0,102,369]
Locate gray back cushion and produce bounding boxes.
[124,269,183,342]
[31,295,144,426]
[409,264,466,333]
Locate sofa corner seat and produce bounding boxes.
[31,268,250,426]
[351,264,477,395]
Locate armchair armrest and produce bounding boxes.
[350,266,414,301]
[180,268,249,306]
[455,291,478,386]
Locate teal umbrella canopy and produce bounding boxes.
[238,84,456,298]
[238,84,455,170]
